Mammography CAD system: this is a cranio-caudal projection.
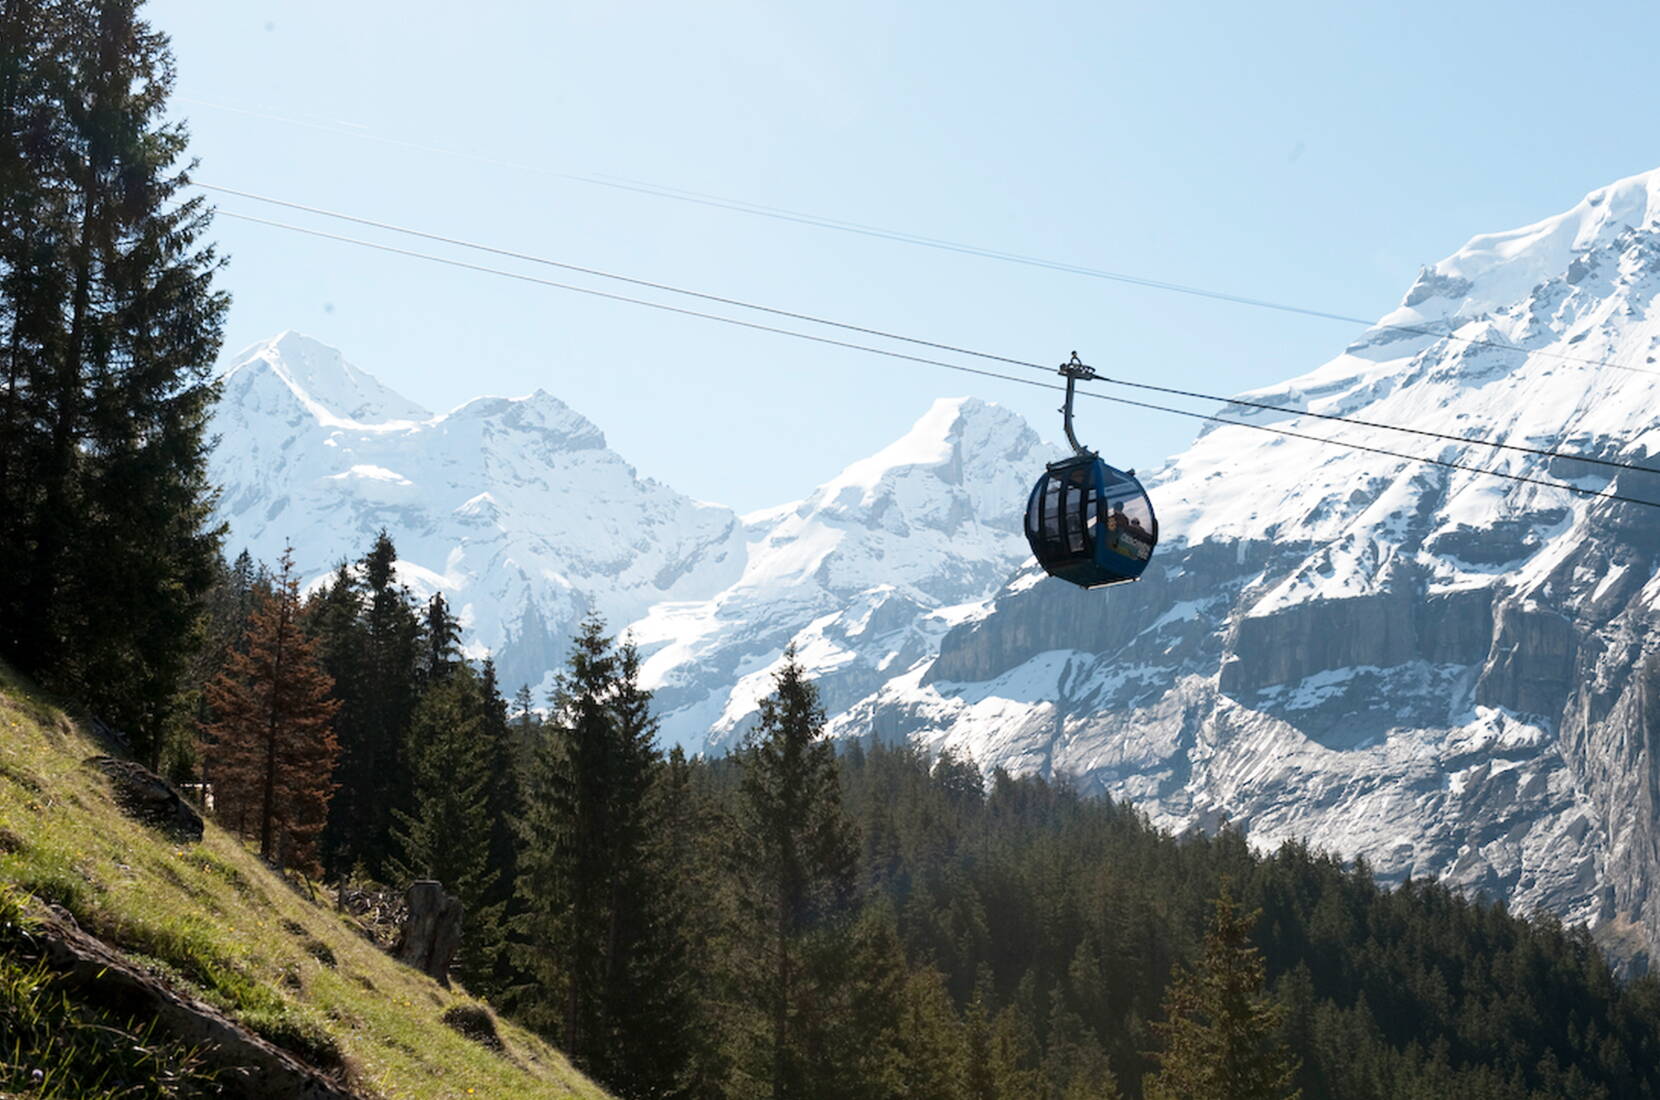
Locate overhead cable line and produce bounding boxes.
[175,97,1658,378]
[213,208,1660,512]
[202,183,1659,477]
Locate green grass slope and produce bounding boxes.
[0,661,608,1100]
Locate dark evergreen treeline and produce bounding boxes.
[651,729,1660,1099]
[191,536,1660,1099]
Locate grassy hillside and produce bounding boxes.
[0,660,608,1099]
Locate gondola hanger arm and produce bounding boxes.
[1058,351,1099,459]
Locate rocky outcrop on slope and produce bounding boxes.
[397,880,464,988]
[84,755,203,842]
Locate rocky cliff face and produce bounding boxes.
[838,168,1660,968]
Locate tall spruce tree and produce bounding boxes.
[331,530,422,877]
[307,560,366,875]
[603,639,697,1099]
[200,547,339,875]
[517,618,689,1098]
[391,663,502,989]
[476,659,523,982]
[420,591,460,685]
[843,900,909,1099]
[518,620,610,1056]
[1144,884,1301,1100]
[738,648,858,1100]
[655,742,739,1098]
[510,681,540,774]
[0,0,227,767]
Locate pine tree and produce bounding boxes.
[331,530,422,876]
[738,648,858,1100]
[391,664,501,988]
[0,0,228,767]
[475,657,523,998]
[1061,1058,1123,1100]
[654,742,737,1098]
[603,639,697,1098]
[964,992,999,1100]
[843,901,908,1100]
[984,1000,1045,1100]
[421,591,460,685]
[201,547,340,875]
[897,968,970,1100]
[517,618,690,1098]
[518,618,612,1055]
[0,2,59,527]
[308,560,366,875]
[171,549,263,785]
[1144,884,1301,1100]
[510,681,540,772]
[228,550,258,618]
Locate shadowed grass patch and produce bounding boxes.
[0,887,219,1098]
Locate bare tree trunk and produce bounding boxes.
[774,891,790,1100]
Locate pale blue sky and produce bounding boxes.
[150,0,1660,512]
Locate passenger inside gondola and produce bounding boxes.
[1102,497,1152,560]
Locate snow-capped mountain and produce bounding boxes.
[629,397,1058,750]
[838,168,1660,967]
[209,332,748,692]
[207,335,1048,721]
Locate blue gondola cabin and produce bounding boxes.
[1024,455,1158,588]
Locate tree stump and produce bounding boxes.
[397,880,464,987]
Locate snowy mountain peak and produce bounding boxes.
[448,388,608,451]
[209,333,748,694]
[222,331,431,427]
[1372,165,1660,342]
[807,396,1047,518]
[631,396,1058,750]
